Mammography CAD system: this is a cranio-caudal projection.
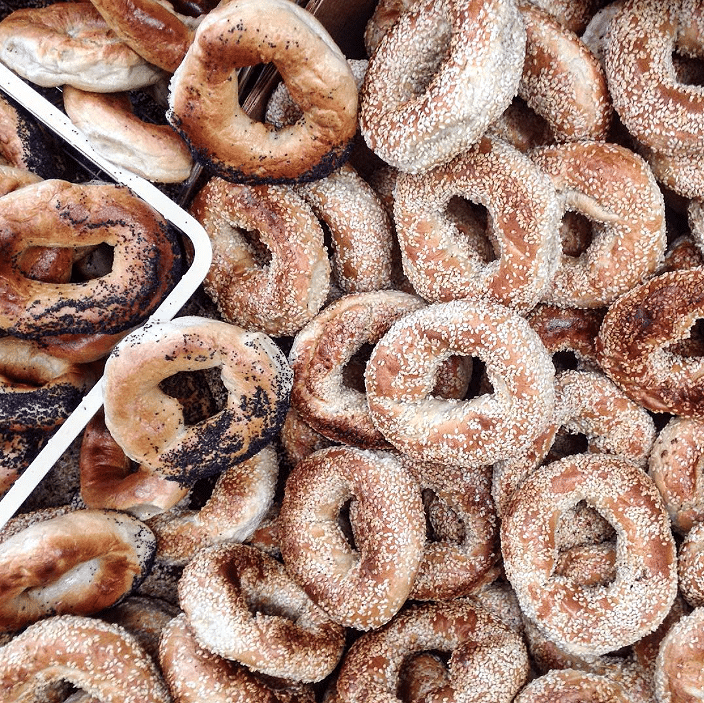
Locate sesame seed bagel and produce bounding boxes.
[596,268,704,417]
[189,177,330,337]
[178,542,346,682]
[529,141,667,308]
[364,298,556,468]
[359,0,526,173]
[604,0,704,156]
[278,446,426,630]
[145,445,278,565]
[516,1,612,142]
[335,599,530,703]
[103,316,293,484]
[501,453,678,657]
[513,669,631,703]
[393,134,562,312]
[159,612,317,703]
[0,615,170,703]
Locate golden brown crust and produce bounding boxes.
[62,86,194,183]
[103,316,293,484]
[0,179,182,339]
[278,446,426,630]
[79,408,190,520]
[0,3,165,91]
[88,0,195,72]
[189,178,330,337]
[178,542,346,682]
[168,0,358,183]
[0,509,156,632]
[596,268,704,416]
[501,454,678,657]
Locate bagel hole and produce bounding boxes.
[446,197,495,263]
[543,429,589,465]
[550,349,581,372]
[236,226,272,267]
[554,501,616,553]
[666,317,704,357]
[337,497,358,551]
[462,357,493,400]
[673,54,704,86]
[397,651,449,703]
[71,243,114,281]
[158,368,221,426]
[422,488,465,545]
[342,342,375,393]
[560,211,594,258]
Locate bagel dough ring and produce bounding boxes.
[103,316,293,484]
[62,86,194,183]
[335,599,530,703]
[529,141,667,308]
[0,509,156,632]
[168,0,358,184]
[393,134,561,312]
[0,615,170,703]
[178,542,346,682]
[0,179,182,340]
[596,268,704,417]
[278,446,426,630]
[604,0,704,156]
[501,453,678,657]
[364,298,556,468]
[189,177,330,337]
[359,0,526,173]
[0,3,165,92]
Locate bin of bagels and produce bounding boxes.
[0,0,701,701]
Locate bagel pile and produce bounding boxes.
[2,0,704,701]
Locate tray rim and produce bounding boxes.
[0,63,213,530]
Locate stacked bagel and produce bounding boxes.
[2,0,704,701]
